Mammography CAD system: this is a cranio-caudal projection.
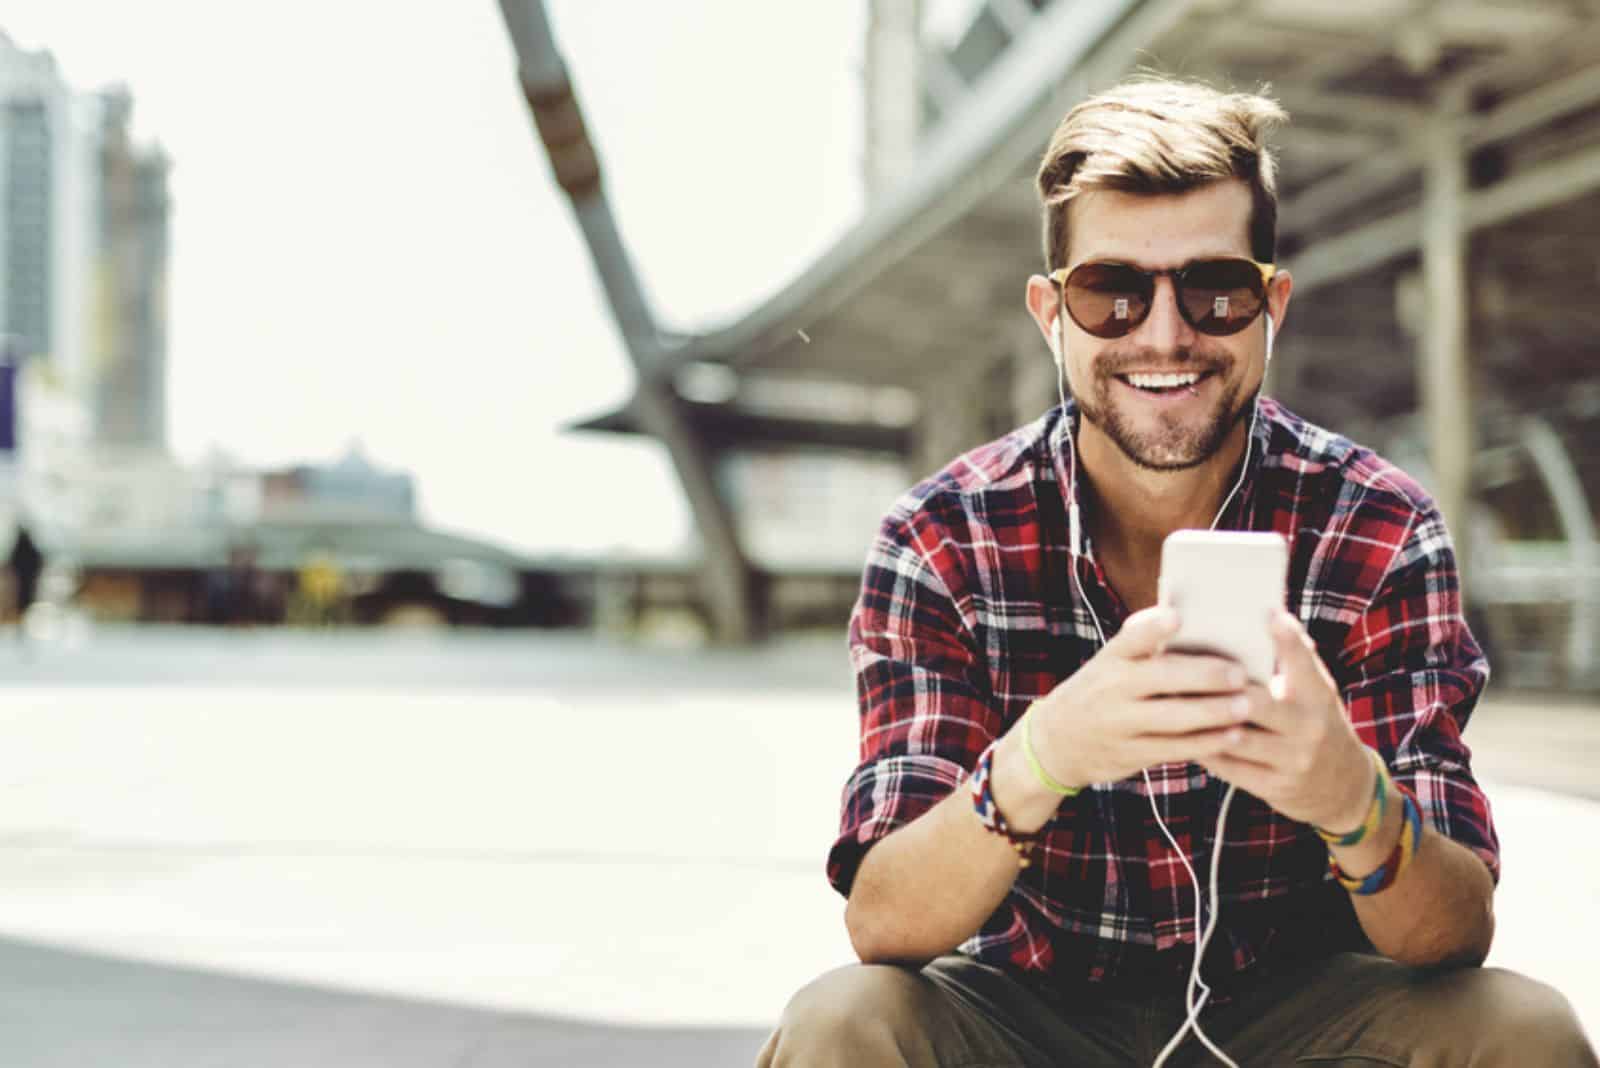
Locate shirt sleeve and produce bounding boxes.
[826,506,1001,899]
[1337,505,1500,883]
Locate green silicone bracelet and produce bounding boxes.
[1022,703,1081,797]
[1314,748,1389,847]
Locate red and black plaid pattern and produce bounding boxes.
[828,397,1498,996]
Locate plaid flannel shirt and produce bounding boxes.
[828,396,1498,996]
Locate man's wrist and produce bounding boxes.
[1317,741,1381,837]
[989,727,1068,835]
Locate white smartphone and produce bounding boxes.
[1157,530,1289,683]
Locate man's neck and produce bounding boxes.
[1076,418,1251,571]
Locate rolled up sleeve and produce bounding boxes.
[1338,507,1500,883]
[826,508,999,898]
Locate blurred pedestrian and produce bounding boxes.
[8,524,42,639]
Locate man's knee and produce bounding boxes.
[1468,970,1595,1064]
[756,963,943,1068]
[1418,967,1597,1065]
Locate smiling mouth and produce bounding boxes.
[1115,370,1215,394]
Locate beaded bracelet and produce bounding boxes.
[970,740,1037,869]
[1328,781,1422,896]
[1314,747,1389,847]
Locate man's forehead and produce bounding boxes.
[1066,182,1254,266]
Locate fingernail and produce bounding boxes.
[1227,728,1244,745]
[1233,696,1251,718]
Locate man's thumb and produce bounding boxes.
[1109,605,1179,659]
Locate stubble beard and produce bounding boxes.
[1076,355,1254,472]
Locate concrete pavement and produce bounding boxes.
[0,627,1593,1064]
[0,936,767,1067]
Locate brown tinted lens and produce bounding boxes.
[1179,259,1265,336]
[1064,263,1151,338]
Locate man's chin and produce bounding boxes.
[1119,444,1212,471]
[1095,406,1244,472]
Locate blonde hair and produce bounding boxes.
[1035,78,1288,271]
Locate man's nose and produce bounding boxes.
[1137,277,1198,354]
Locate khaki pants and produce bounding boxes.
[756,952,1596,1066]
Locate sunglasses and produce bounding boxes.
[1048,257,1276,339]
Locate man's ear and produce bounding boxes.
[1025,274,1062,365]
[1266,268,1292,337]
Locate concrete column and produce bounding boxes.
[863,0,923,200]
[1420,114,1473,554]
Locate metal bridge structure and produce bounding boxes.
[500,0,1600,686]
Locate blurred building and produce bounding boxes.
[0,30,100,392]
[257,441,417,523]
[573,0,1600,686]
[0,31,173,561]
[722,448,906,569]
[92,85,170,452]
[68,443,544,627]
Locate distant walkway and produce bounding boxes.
[0,624,855,693]
[1465,692,1600,800]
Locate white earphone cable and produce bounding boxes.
[1053,302,1268,1067]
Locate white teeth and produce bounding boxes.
[1126,371,1202,390]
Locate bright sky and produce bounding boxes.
[2,2,867,558]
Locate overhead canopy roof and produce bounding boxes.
[577,0,1600,449]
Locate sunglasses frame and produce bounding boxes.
[1048,258,1277,339]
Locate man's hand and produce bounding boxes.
[1196,608,1497,967]
[1200,608,1372,831]
[1012,605,1252,830]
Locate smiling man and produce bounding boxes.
[755,80,1596,1067]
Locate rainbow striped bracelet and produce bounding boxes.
[1328,782,1422,896]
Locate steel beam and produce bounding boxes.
[679,0,1185,369]
[1520,416,1599,684]
[1468,141,1600,228]
[920,45,970,115]
[1467,62,1600,149]
[496,0,757,643]
[1436,19,1600,102]
[1419,115,1472,553]
[1291,140,1600,292]
[985,0,1039,40]
[1284,153,1418,235]
[864,0,924,199]
[1284,60,1600,245]
[1273,87,1427,131]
